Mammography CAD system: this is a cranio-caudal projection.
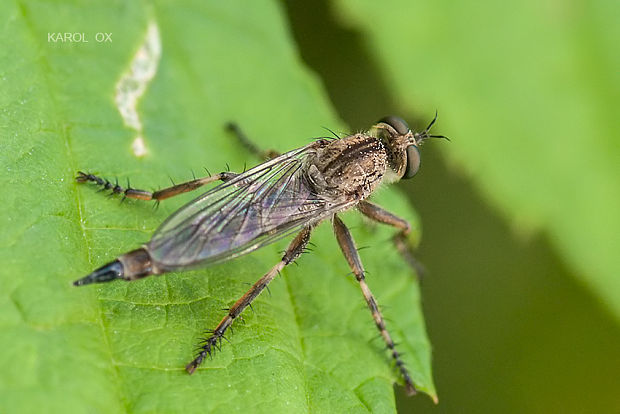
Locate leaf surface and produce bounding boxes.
[0,1,435,412]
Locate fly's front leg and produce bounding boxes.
[226,122,280,160]
[76,171,239,202]
[358,200,426,278]
[332,215,417,396]
[186,226,312,374]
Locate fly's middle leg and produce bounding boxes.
[186,226,313,374]
[357,200,426,278]
[226,122,281,160]
[332,214,417,396]
[76,171,239,202]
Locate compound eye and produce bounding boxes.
[378,116,410,135]
[403,145,421,179]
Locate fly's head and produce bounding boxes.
[373,113,448,182]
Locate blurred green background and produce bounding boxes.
[285,0,619,412]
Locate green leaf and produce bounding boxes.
[334,0,620,319]
[0,1,434,412]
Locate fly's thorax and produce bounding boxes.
[306,134,388,200]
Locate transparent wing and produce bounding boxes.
[148,144,352,270]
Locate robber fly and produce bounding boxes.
[74,115,446,395]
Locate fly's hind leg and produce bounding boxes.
[186,226,312,374]
[76,171,239,203]
[332,215,417,396]
[78,121,278,202]
[226,122,281,160]
[357,200,426,278]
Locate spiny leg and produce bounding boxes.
[332,215,417,396]
[76,171,239,202]
[226,122,280,160]
[79,121,278,201]
[357,200,426,278]
[186,226,313,374]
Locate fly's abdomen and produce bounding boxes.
[73,248,155,286]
